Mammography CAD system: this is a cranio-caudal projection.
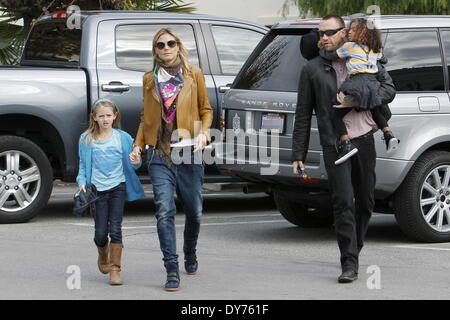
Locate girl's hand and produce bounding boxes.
[80,185,86,193]
[194,133,208,152]
[129,146,142,165]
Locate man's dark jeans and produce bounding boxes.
[147,149,204,273]
[323,133,376,272]
[93,182,126,247]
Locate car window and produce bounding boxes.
[441,30,450,89]
[23,22,81,65]
[234,33,306,92]
[383,30,444,92]
[115,24,199,72]
[211,25,264,75]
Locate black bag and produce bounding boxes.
[73,184,98,217]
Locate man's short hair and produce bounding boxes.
[321,14,345,28]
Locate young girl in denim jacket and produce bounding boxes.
[76,98,145,285]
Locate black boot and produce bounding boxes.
[334,139,358,165]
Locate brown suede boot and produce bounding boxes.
[96,243,111,274]
[109,243,123,285]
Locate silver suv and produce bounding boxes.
[215,15,450,242]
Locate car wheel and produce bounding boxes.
[0,136,53,223]
[394,151,450,242]
[274,191,333,228]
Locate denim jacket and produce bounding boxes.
[76,129,145,201]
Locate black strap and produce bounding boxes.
[167,272,180,282]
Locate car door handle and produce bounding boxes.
[219,85,231,93]
[101,81,130,92]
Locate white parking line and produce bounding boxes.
[65,219,287,229]
[120,214,282,223]
[391,245,450,251]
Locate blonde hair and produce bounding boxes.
[84,99,121,145]
[152,28,190,76]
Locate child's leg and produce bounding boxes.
[332,108,352,141]
[94,192,109,247]
[108,182,126,245]
[332,108,358,165]
[371,107,400,155]
[94,191,113,275]
[370,107,389,133]
[108,182,126,285]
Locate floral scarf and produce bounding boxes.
[155,64,184,123]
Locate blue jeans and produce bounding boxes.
[93,182,126,247]
[147,147,204,272]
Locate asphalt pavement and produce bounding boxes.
[1,181,450,301]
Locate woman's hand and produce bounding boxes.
[79,185,86,193]
[129,146,142,165]
[194,133,208,152]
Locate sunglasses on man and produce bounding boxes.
[155,40,178,50]
[318,27,344,37]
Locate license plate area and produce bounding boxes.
[261,113,285,134]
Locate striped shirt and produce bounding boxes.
[336,42,382,76]
[91,130,125,191]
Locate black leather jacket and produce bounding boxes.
[292,53,396,162]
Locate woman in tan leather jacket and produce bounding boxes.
[130,28,213,292]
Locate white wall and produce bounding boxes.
[191,0,301,26]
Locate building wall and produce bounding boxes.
[190,0,301,26]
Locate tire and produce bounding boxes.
[394,151,450,242]
[274,191,333,228]
[0,136,53,223]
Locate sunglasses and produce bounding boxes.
[318,27,344,37]
[155,40,178,50]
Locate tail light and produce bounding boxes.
[52,10,68,19]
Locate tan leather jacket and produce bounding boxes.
[134,65,213,150]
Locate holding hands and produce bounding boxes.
[194,132,208,152]
[129,146,142,165]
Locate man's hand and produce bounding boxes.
[292,160,305,174]
[335,92,358,108]
[129,146,142,165]
[79,185,86,193]
[194,133,208,152]
[293,160,308,179]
